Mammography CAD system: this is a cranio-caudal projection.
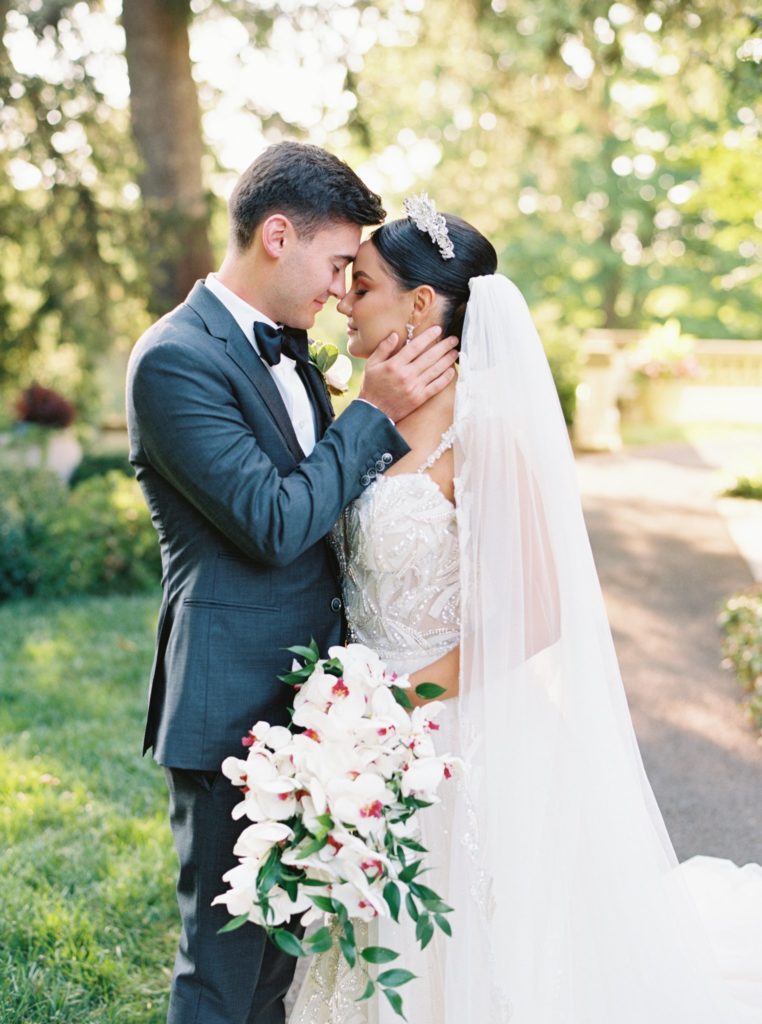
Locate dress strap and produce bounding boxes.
[416,424,456,474]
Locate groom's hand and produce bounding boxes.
[358,326,458,423]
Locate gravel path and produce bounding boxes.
[577,440,762,864]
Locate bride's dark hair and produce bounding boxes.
[370,214,498,338]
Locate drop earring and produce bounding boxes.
[405,322,415,345]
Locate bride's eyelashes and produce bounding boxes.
[353,288,368,297]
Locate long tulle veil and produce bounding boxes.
[448,274,739,1022]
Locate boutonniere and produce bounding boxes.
[308,341,353,396]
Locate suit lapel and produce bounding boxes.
[300,360,335,437]
[185,282,305,462]
[224,327,305,461]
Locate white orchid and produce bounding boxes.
[326,772,395,839]
[214,641,456,1021]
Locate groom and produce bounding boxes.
[126,141,457,1024]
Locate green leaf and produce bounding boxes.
[279,667,314,685]
[378,969,416,988]
[301,877,330,887]
[306,926,333,954]
[339,934,356,968]
[398,837,427,853]
[382,987,407,1019]
[272,928,306,958]
[383,881,401,923]
[405,892,419,922]
[422,898,453,914]
[408,882,438,902]
[398,859,422,884]
[434,913,452,937]
[391,685,413,710]
[414,682,447,700]
[296,833,329,859]
[286,643,319,663]
[344,918,356,947]
[360,945,399,964]
[415,914,434,950]
[217,912,249,934]
[257,847,281,896]
[310,895,337,914]
[356,978,376,1002]
[314,813,334,829]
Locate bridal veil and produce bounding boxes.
[449,274,755,1022]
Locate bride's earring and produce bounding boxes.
[405,323,415,345]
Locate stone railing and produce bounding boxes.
[573,332,762,450]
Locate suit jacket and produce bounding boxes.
[126,281,408,770]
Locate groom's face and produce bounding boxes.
[274,219,362,329]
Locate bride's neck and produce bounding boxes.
[396,373,457,434]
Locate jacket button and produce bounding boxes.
[382,452,393,464]
[360,474,370,486]
[375,460,386,473]
[330,597,342,612]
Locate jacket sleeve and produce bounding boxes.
[129,339,409,567]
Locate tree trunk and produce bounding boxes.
[122,0,213,315]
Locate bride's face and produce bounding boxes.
[337,240,418,359]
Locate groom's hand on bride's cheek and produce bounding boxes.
[359,325,459,423]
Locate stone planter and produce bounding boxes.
[0,426,82,482]
[638,378,688,424]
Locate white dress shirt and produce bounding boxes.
[205,273,317,455]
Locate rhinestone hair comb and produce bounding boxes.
[402,192,455,260]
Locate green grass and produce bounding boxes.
[0,594,176,1023]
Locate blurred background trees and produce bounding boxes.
[0,0,759,422]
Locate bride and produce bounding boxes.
[290,195,762,1023]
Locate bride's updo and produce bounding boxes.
[370,212,497,339]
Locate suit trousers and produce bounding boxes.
[164,767,300,1024]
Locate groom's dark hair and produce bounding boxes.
[229,142,385,250]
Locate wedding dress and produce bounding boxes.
[290,276,762,1024]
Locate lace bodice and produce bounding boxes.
[343,427,460,675]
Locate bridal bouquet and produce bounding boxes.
[213,640,457,1018]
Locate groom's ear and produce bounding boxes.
[260,214,291,258]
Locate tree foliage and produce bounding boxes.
[1,0,759,420]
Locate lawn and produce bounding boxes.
[0,594,176,1024]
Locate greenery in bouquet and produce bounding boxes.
[213,641,457,1018]
[630,319,701,383]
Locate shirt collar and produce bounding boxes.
[204,273,278,354]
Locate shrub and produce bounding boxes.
[15,382,76,428]
[69,451,132,487]
[37,472,161,598]
[718,586,762,732]
[544,336,581,427]
[0,468,67,601]
[0,467,160,602]
[722,474,762,501]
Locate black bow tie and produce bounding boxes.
[254,321,309,368]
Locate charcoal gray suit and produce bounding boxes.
[126,281,408,1023]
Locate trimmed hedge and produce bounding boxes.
[0,467,160,602]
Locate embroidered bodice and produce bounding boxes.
[343,426,460,675]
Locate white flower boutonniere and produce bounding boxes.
[308,341,353,396]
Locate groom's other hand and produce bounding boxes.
[359,325,458,423]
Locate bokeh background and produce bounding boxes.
[0,3,761,1022]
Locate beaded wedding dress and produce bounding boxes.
[290,276,762,1024]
